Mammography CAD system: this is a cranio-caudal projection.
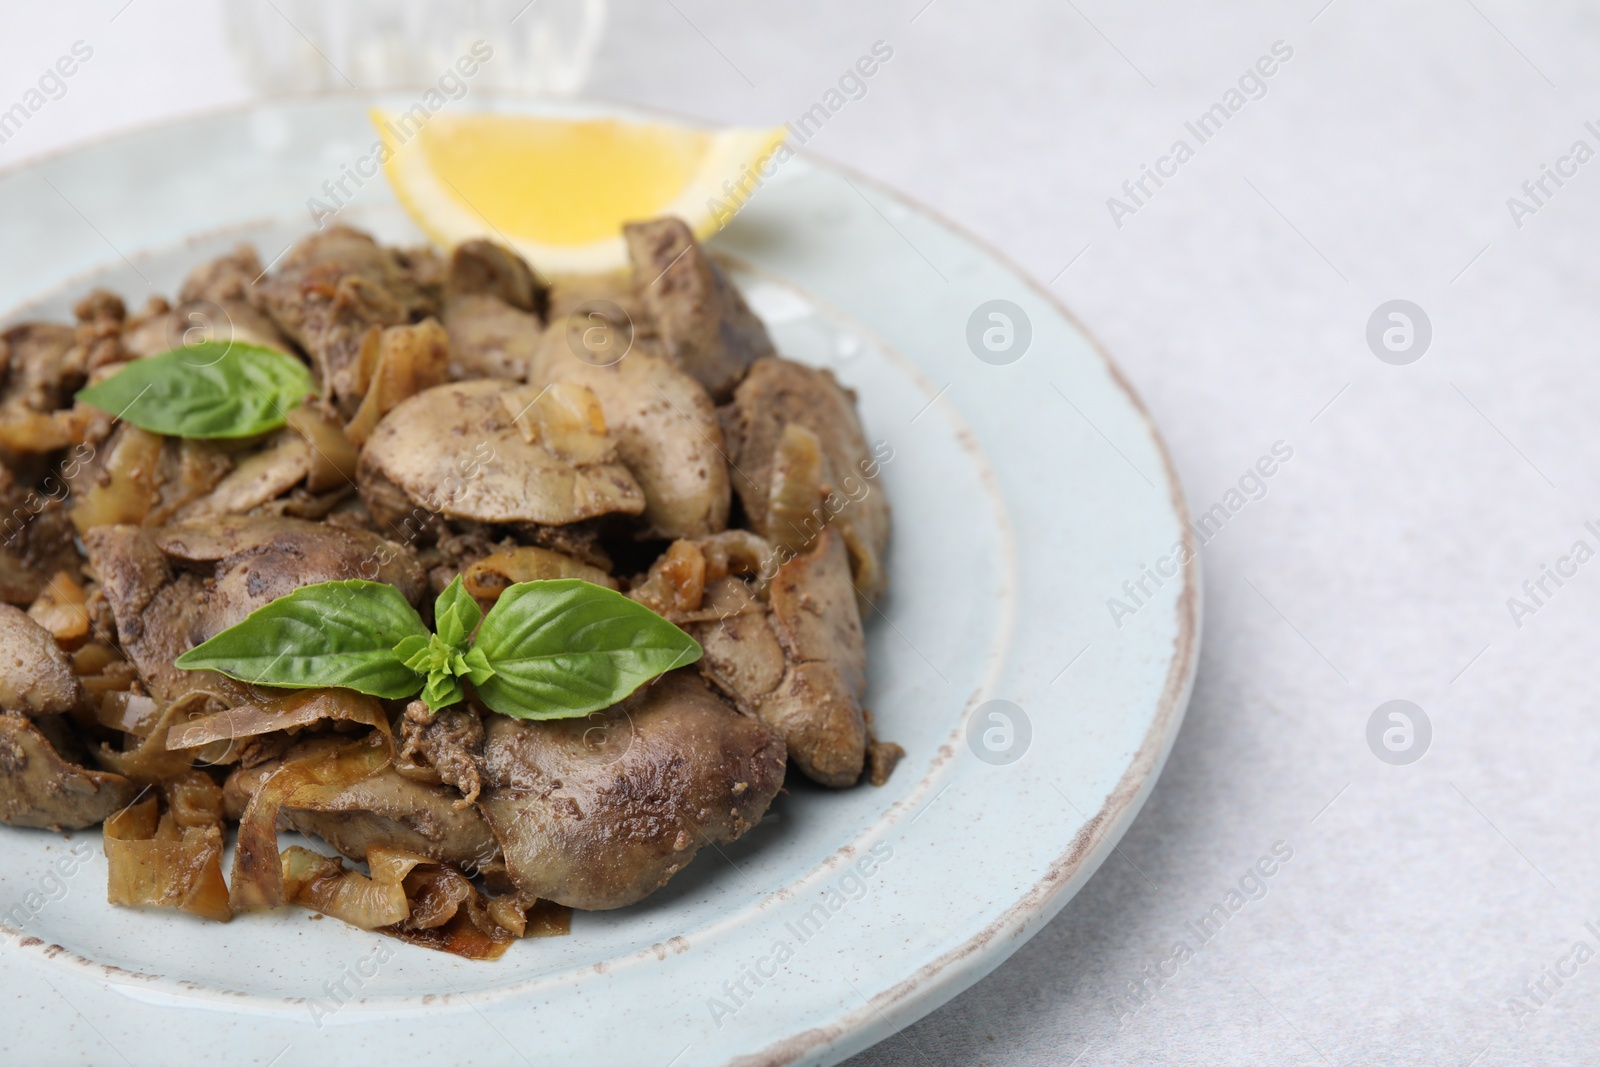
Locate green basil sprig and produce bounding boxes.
[174,575,702,718]
[390,577,497,712]
[76,342,314,438]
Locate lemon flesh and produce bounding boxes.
[374,111,787,274]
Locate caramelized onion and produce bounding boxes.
[379,863,516,961]
[78,662,141,696]
[344,319,450,447]
[629,540,707,617]
[27,571,89,649]
[0,405,106,453]
[274,838,549,958]
[485,891,572,940]
[71,642,121,676]
[153,438,237,524]
[278,842,531,954]
[502,382,614,464]
[485,893,530,938]
[286,402,359,493]
[699,530,773,581]
[104,796,231,922]
[97,690,161,737]
[230,732,390,910]
[384,859,568,955]
[521,898,574,939]
[678,575,766,625]
[381,911,514,959]
[280,846,413,930]
[366,844,434,884]
[162,769,226,829]
[96,692,207,783]
[167,689,388,751]
[630,535,771,623]
[763,422,827,557]
[67,425,238,530]
[70,425,164,533]
[462,545,618,601]
[398,865,474,930]
[834,518,882,614]
[762,425,880,607]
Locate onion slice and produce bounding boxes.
[0,405,106,454]
[285,402,359,493]
[763,422,827,557]
[381,911,514,960]
[629,532,772,624]
[27,571,90,649]
[380,864,515,961]
[72,642,122,677]
[377,865,568,958]
[521,899,574,939]
[96,691,210,784]
[486,891,572,940]
[344,319,450,447]
[462,545,618,600]
[96,691,162,738]
[280,846,414,930]
[103,796,232,922]
[278,842,549,959]
[167,689,389,751]
[628,540,706,617]
[69,425,165,533]
[230,733,390,910]
[396,865,474,931]
[163,769,226,829]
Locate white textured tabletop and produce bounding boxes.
[4,2,1597,1064]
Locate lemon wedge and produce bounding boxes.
[372,111,788,274]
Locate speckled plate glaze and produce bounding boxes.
[0,97,1198,1066]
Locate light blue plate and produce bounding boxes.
[0,96,1199,1067]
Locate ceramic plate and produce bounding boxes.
[0,96,1198,1066]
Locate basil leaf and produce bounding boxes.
[434,575,481,650]
[77,342,315,439]
[175,579,430,698]
[392,634,431,667]
[460,646,495,686]
[472,579,703,720]
[421,670,463,712]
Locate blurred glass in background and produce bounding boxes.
[223,0,608,95]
